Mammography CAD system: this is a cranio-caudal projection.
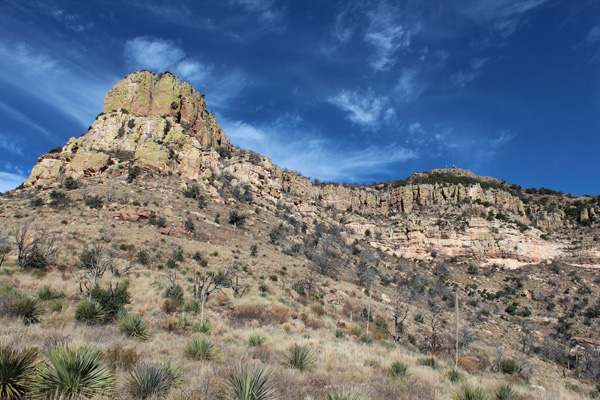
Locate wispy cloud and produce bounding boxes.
[0,132,23,156]
[0,169,27,192]
[587,25,600,42]
[451,58,489,88]
[124,37,247,108]
[0,102,56,140]
[364,1,412,71]
[221,117,415,182]
[328,89,394,127]
[0,40,117,128]
[459,0,549,37]
[230,0,288,32]
[396,68,427,102]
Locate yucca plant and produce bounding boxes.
[191,319,211,334]
[37,286,64,301]
[119,314,150,340]
[248,333,266,347]
[183,335,222,362]
[325,389,362,400]
[495,384,518,400]
[74,299,105,325]
[387,361,409,380]
[285,344,316,371]
[32,345,115,399]
[0,345,39,399]
[221,364,279,400]
[446,368,465,383]
[125,361,182,399]
[452,385,490,400]
[13,296,43,324]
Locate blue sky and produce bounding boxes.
[0,0,599,194]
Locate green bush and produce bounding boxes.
[90,282,130,321]
[119,314,150,340]
[36,286,64,301]
[358,334,373,344]
[183,335,222,362]
[500,359,517,375]
[248,333,267,347]
[11,296,43,324]
[0,345,39,399]
[127,166,141,183]
[446,368,465,383]
[191,320,211,334]
[452,385,490,400]
[75,299,105,325]
[32,345,115,399]
[164,285,184,301]
[63,177,79,190]
[387,361,409,380]
[125,361,182,399]
[221,364,278,400]
[285,344,316,371]
[495,384,518,400]
[85,195,104,209]
[417,357,436,368]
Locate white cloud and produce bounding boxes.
[0,40,117,128]
[364,1,412,71]
[328,89,394,127]
[588,26,600,43]
[221,117,416,182]
[0,133,23,156]
[395,68,426,102]
[0,102,56,140]
[124,37,246,108]
[0,170,26,192]
[451,58,489,88]
[230,0,288,31]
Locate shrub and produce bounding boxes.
[358,334,373,344]
[221,364,279,400]
[36,286,64,301]
[387,361,409,380]
[119,314,150,340]
[446,368,465,383]
[0,345,39,399]
[164,285,184,301]
[184,218,195,232]
[48,146,62,154]
[183,335,222,362]
[63,176,79,190]
[494,384,517,400]
[127,166,141,183]
[104,345,141,371]
[136,250,149,265]
[85,195,104,209]
[49,190,69,208]
[228,211,246,227]
[216,146,231,159]
[90,282,130,320]
[326,389,363,400]
[417,357,436,368]
[248,333,267,347]
[285,344,316,371]
[500,358,517,375]
[183,185,200,199]
[75,299,105,325]
[452,385,489,400]
[32,345,115,399]
[191,320,211,334]
[184,299,200,314]
[29,197,44,207]
[125,361,182,399]
[11,296,43,324]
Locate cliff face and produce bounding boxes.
[23,71,599,268]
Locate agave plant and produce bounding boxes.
[386,361,409,380]
[191,319,211,334]
[183,335,222,362]
[32,345,115,399]
[119,314,150,340]
[0,345,39,399]
[452,385,490,400]
[13,296,43,324]
[495,384,517,400]
[74,299,105,325]
[285,344,316,371]
[247,333,266,347]
[221,364,279,400]
[125,361,182,399]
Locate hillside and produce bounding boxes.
[0,70,599,399]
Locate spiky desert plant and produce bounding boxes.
[32,345,115,399]
[0,345,39,399]
[247,333,266,347]
[221,364,279,400]
[125,361,182,399]
[74,299,105,325]
[119,314,150,340]
[183,335,222,362]
[325,389,362,400]
[285,344,316,371]
[13,296,43,324]
[495,384,518,400]
[191,319,211,334]
[446,368,466,383]
[387,361,409,380]
[452,385,490,400]
[36,286,63,301]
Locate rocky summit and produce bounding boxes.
[1,71,600,400]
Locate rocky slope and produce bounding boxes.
[24,71,600,268]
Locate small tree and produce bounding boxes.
[193,268,232,323]
[12,222,60,269]
[390,286,410,342]
[0,228,10,269]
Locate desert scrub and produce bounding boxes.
[494,384,517,400]
[325,389,363,400]
[417,357,437,368]
[36,286,64,301]
[221,364,279,400]
[11,296,43,324]
[74,299,105,325]
[191,319,211,334]
[285,344,316,371]
[387,361,409,380]
[248,333,267,347]
[119,314,150,340]
[0,345,39,399]
[183,335,222,362]
[125,361,182,399]
[32,345,115,399]
[452,385,490,400]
